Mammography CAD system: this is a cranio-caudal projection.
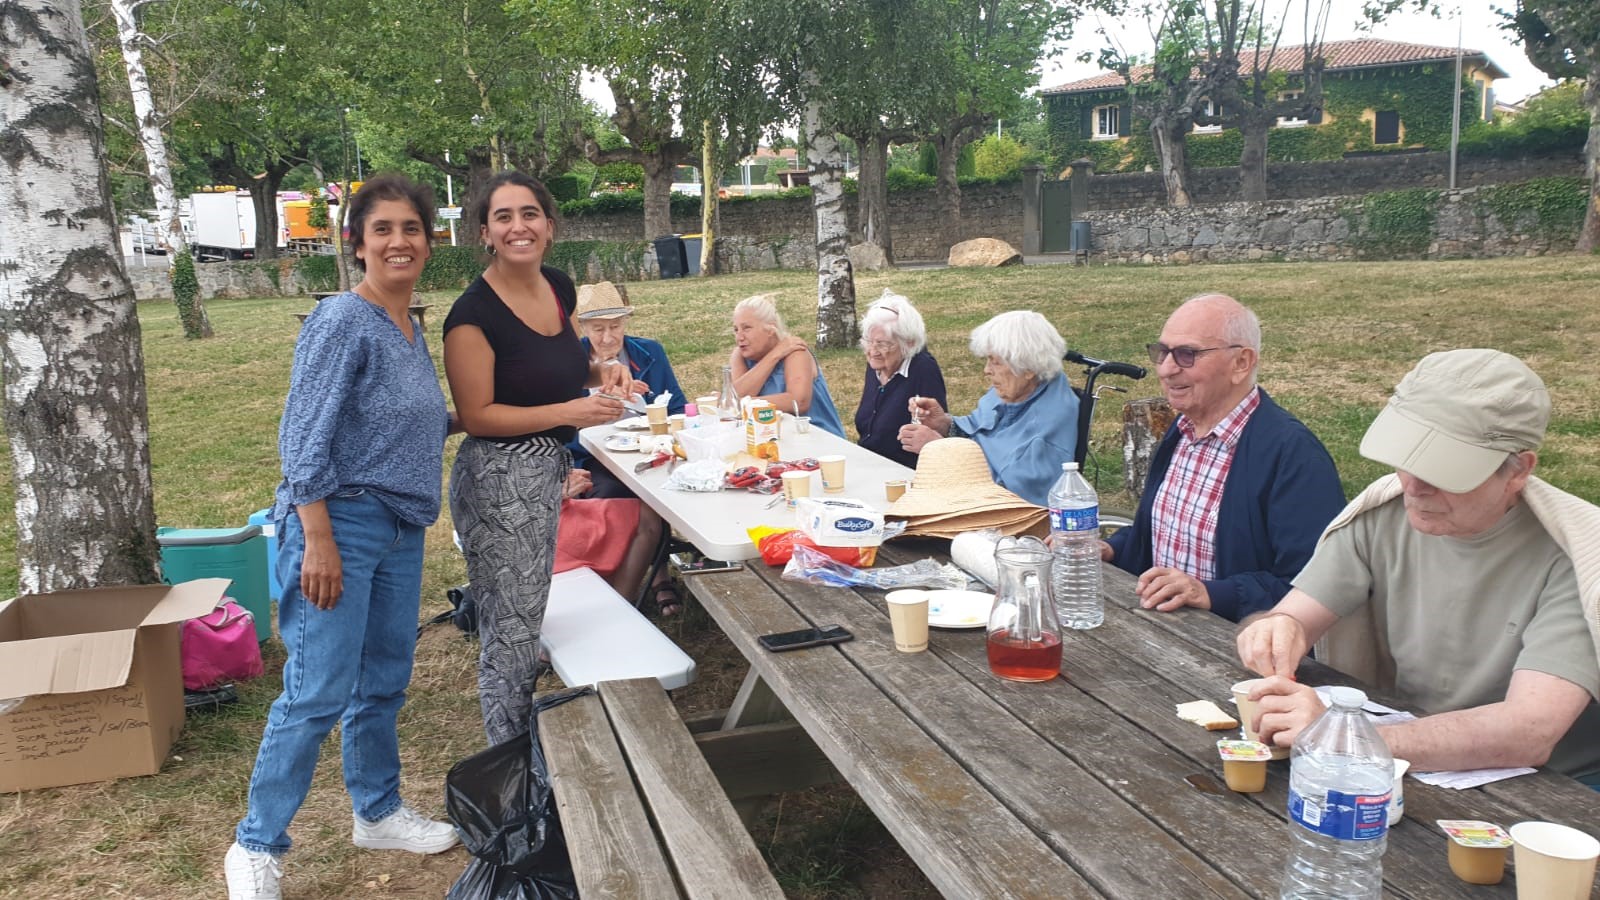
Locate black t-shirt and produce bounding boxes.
[443,266,588,443]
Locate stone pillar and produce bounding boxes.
[1020,165,1043,255]
[1122,397,1174,499]
[1069,157,1095,216]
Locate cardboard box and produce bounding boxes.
[0,578,228,792]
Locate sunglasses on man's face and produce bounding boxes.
[1146,342,1244,368]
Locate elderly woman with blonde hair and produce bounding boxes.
[855,289,946,467]
[727,293,846,438]
[898,310,1077,507]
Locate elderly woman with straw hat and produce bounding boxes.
[728,294,846,438]
[900,310,1078,508]
[855,289,946,468]
[564,280,686,616]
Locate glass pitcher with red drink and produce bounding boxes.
[986,538,1063,682]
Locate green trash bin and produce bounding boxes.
[158,525,271,643]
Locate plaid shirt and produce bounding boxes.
[1150,387,1262,579]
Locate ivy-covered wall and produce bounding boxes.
[1046,63,1481,174]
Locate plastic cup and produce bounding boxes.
[1509,821,1599,899]
[819,455,846,493]
[667,414,686,433]
[885,590,929,653]
[1231,678,1290,760]
[683,402,699,417]
[885,479,908,502]
[781,470,812,508]
[794,415,811,434]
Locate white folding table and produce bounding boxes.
[578,416,915,560]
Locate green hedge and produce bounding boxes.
[418,245,485,291]
[1475,176,1588,237]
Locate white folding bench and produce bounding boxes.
[542,566,697,690]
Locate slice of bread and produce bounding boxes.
[1176,699,1240,731]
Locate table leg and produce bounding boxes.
[722,668,790,730]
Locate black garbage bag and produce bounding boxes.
[444,687,592,900]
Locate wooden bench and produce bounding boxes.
[540,678,784,899]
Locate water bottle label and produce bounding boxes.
[1289,786,1391,841]
[1049,507,1098,533]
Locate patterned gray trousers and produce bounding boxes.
[450,437,568,746]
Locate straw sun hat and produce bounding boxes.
[887,437,1041,519]
[574,281,632,321]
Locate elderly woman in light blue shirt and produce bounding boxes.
[900,310,1078,507]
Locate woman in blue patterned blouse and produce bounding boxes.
[226,175,460,898]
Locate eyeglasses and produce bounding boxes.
[1146,342,1244,368]
[864,340,899,353]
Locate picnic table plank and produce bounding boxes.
[600,679,783,900]
[683,567,1101,900]
[540,691,683,900]
[747,563,1251,898]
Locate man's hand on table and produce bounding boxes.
[1249,676,1325,750]
[1236,612,1311,679]
[1136,567,1210,612]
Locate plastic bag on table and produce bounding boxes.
[444,687,591,900]
[663,458,725,492]
[781,543,967,590]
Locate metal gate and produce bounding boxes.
[1041,179,1073,253]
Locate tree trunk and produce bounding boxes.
[335,178,353,291]
[1580,76,1599,253]
[110,0,212,338]
[1151,116,1194,208]
[250,163,291,260]
[855,130,894,265]
[641,152,675,240]
[699,119,718,276]
[1238,115,1269,203]
[0,0,161,592]
[804,90,857,350]
[932,133,965,251]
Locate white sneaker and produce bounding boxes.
[224,842,282,900]
[352,804,459,854]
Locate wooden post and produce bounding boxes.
[1122,397,1175,499]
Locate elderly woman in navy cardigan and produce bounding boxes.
[854,290,945,468]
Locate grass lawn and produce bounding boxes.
[1,255,1597,898]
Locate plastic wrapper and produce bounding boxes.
[753,527,877,567]
[950,529,1004,589]
[781,544,966,590]
[444,688,588,900]
[663,459,726,492]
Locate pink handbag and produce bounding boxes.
[181,599,264,690]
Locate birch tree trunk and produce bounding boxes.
[0,0,161,592]
[804,88,857,350]
[110,0,213,337]
[699,119,718,276]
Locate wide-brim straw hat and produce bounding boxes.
[887,437,1040,519]
[575,281,632,320]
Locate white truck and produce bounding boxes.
[190,191,257,260]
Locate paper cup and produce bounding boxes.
[1231,678,1290,760]
[819,454,846,493]
[667,414,686,433]
[794,415,811,434]
[781,470,812,508]
[885,590,930,653]
[1510,821,1599,900]
[885,479,909,502]
[647,404,669,434]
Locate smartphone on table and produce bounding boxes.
[758,624,854,653]
[671,552,744,575]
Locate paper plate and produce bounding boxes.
[603,433,641,452]
[613,416,651,432]
[925,589,994,629]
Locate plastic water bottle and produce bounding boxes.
[1047,462,1103,629]
[1281,686,1394,900]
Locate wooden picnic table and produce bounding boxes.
[678,539,1600,899]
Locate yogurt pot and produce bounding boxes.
[1438,820,1513,885]
[1388,758,1410,826]
[1217,739,1273,793]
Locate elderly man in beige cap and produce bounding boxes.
[1237,349,1600,784]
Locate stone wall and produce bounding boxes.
[125,256,313,300]
[1082,184,1579,264]
[1082,150,1583,211]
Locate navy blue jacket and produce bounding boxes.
[569,334,686,468]
[1106,389,1345,622]
[855,350,946,468]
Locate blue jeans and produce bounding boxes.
[235,491,425,856]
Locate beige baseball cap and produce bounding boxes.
[1359,348,1549,493]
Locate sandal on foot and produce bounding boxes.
[654,584,683,618]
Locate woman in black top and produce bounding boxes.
[855,290,946,468]
[443,171,633,745]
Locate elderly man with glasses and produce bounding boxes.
[1101,293,1345,622]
